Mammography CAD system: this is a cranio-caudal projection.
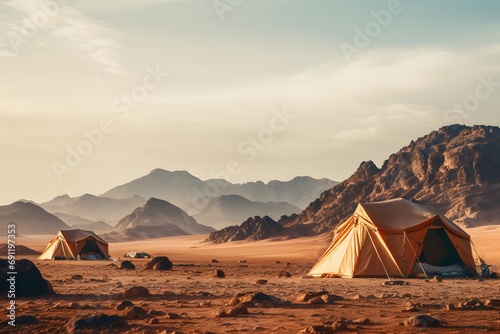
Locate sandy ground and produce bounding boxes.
[2,227,500,333]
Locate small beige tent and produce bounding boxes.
[38,229,109,260]
[309,198,477,278]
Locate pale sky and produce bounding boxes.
[1,0,499,204]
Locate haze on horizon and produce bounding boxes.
[1,0,499,205]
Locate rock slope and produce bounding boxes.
[288,124,500,232]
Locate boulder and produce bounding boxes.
[123,286,150,298]
[0,259,54,297]
[214,269,225,278]
[119,261,135,270]
[404,315,441,328]
[122,306,147,320]
[145,256,173,271]
[115,301,134,311]
[297,291,329,302]
[66,313,126,333]
[230,292,290,308]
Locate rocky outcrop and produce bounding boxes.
[207,216,284,243]
[287,124,500,231]
[209,125,500,242]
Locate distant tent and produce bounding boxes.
[309,198,477,278]
[38,229,109,260]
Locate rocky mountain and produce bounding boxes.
[40,194,146,225]
[208,124,500,242]
[287,124,500,232]
[207,216,284,243]
[106,198,214,241]
[101,169,337,210]
[0,201,70,236]
[53,213,112,234]
[188,195,300,230]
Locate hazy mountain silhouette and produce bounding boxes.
[0,201,69,236]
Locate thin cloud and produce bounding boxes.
[3,0,124,74]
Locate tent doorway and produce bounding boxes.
[80,238,106,259]
[418,220,463,267]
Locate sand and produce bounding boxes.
[2,227,500,333]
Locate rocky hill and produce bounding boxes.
[106,198,214,241]
[287,124,500,232]
[0,201,70,236]
[207,216,284,243]
[208,124,500,242]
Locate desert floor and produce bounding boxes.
[2,226,500,333]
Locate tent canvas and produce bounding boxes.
[309,198,477,278]
[38,229,110,260]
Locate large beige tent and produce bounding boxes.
[38,229,110,260]
[309,198,477,278]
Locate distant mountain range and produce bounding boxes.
[187,195,300,230]
[32,172,335,235]
[208,124,500,242]
[51,212,112,234]
[101,169,337,210]
[0,201,69,236]
[40,194,146,225]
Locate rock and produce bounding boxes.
[199,301,212,307]
[0,259,54,297]
[1,315,39,326]
[446,303,456,311]
[404,315,441,328]
[153,261,173,271]
[71,274,83,280]
[230,292,290,308]
[211,259,219,263]
[490,272,498,278]
[115,301,134,311]
[123,286,150,298]
[122,306,147,320]
[66,313,126,333]
[212,310,227,318]
[214,269,225,278]
[148,309,166,316]
[145,256,173,271]
[403,302,420,312]
[485,299,500,307]
[296,291,329,302]
[277,270,292,278]
[300,325,337,333]
[383,280,409,286]
[433,276,442,282]
[166,313,182,320]
[256,279,268,285]
[459,299,484,309]
[119,261,135,270]
[149,318,159,324]
[354,318,370,325]
[308,296,325,305]
[228,303,250,316]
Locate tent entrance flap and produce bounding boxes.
[420,227,463,266]
[80,238,106,258]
